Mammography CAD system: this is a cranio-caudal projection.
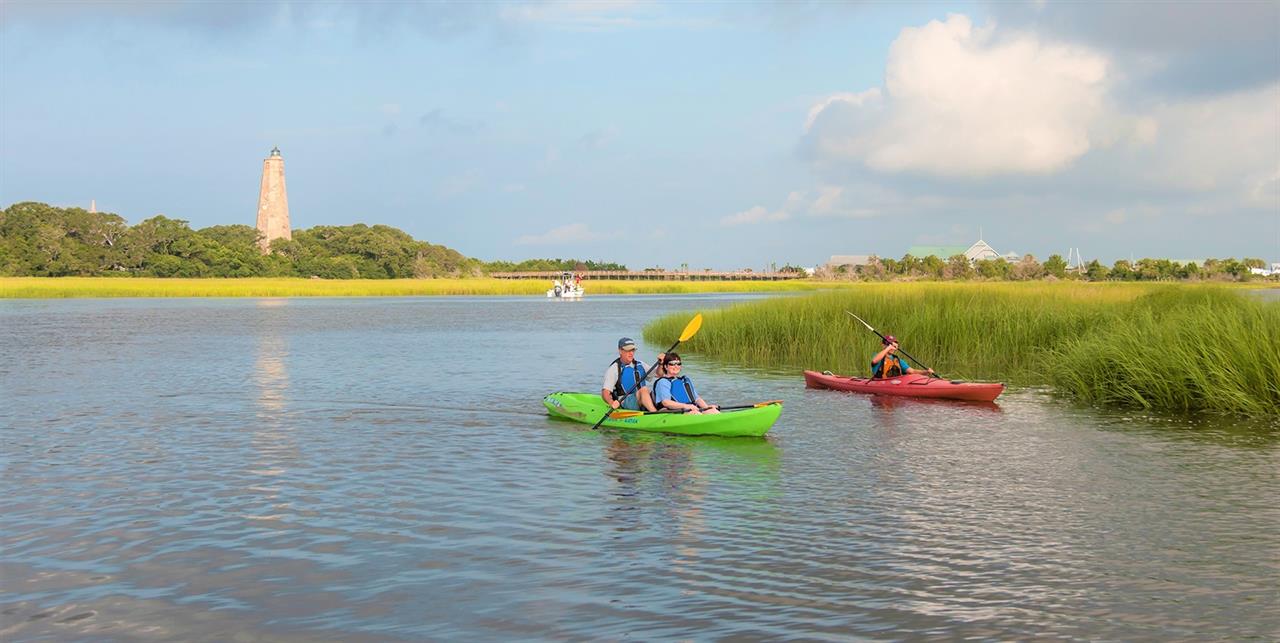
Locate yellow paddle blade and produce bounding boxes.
[754,400,783,407]
[679,313,704,342]
[609,410,644,419]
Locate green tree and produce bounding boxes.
[1111,259,1134,280]
[944,254,973,280]
[1085,260,1110,281]
[1043,254,1068,278]
[975,258,1010,279]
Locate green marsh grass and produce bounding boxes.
[0,277,843,299]
[643,282,1280,417]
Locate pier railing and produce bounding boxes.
[489,270,805,281]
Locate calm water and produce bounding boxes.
[2,295,1277,641]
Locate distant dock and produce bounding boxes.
[490,270,805,281]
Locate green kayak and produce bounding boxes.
[542,392,781,437]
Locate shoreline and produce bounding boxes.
[0,277,850,299]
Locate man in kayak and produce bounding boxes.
[654,352,720,414]
[602,337,659,412]
[871,335,934,379]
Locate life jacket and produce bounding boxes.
[611,358,647,403]
[874,354,906,379]
[657,376,696,404]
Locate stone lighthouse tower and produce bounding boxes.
[255,146,291,253]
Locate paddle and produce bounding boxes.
[591,313,704,430]
[715,400,783,411]
[608,400,780,418]
[844,311,939,378]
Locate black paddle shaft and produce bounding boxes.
[847,311,937,377]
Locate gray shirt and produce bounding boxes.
[601,359,655,395]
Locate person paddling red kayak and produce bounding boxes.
[871,334,934,379]
[804,311,1004,402]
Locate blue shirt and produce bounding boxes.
[654,377,700,405]
[871,355,911,378]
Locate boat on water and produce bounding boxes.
[543,392,781,437]
[803,370,1005,402]
[547,271,585,298]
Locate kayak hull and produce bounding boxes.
[543,392,781,437]
[804,370,1004,402]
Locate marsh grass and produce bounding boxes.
[0,277,842,299]
[1045,289,1280,417]
[643,282,1280,417]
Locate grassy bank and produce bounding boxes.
[0,277,845,298]
[643,283,1280,417]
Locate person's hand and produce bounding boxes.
[888,342,899,352]
[657,353,666,363]
[926,368,935,376]
[609,399,621,409]
[685,407,702,414]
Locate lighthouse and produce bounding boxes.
[255,146,291,253]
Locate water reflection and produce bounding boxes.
[867,394,1003,413]
[248,299,296,507]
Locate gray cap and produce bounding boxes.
[617,337,637,350]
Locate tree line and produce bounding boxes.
[818,253,1273,282]
[0,202,626,278]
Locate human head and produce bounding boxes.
[663,351,682,373]
[882,334,898,347]
[617,337,637,362]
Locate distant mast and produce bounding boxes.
[255,146,292,253]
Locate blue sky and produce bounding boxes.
[2,1,1277,268]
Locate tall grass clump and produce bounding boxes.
[644,282,1279,417]
[1045,289,1280,417]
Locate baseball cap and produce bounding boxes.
[618,337,637,350]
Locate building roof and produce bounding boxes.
[904,245,968,258]
[827,254,873,266]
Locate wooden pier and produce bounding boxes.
[490,270,804,281]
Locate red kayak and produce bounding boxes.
[804,370,1005,402]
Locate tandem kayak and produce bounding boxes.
[803,370,1005,402]
[542,392,782,437]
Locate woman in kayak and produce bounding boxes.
[602,337,660,412]
[654,353,720,414]
[871,335,934,379]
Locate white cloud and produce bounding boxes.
[805,14,1110,177]
[720,191,806,226]
[499,1,645,31]
[1118,84,1279,200]
[515,223,616,245]
[720,205,787,226]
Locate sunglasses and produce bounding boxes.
[666,361,682,366]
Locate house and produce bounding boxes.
[905,239,1005,263]
[1249,262,1280,277]
[826,255,874,269]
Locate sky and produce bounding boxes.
[2,1,1277,269]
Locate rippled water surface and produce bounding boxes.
[3,295,1277,641]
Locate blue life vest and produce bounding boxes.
[657,376,696,404]
[612,358,647,407]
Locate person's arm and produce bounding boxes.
[601,366,620,408]
[872,345,893,365]
[689,380,715,410]
[905,363,935,376]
